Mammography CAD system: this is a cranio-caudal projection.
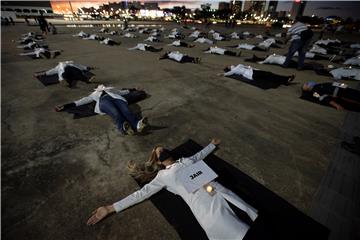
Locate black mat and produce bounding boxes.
[226,75,285,90]
[300,93,360,112]
[133,140,330,240]
[35,71,95,86]
[64,90,148,119]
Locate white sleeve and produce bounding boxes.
[71,63,88,71]
[45,65,60,76]
[111,89,130,96]
[74,94,94,106]
[19,52,35,56]
[112,174,165,212]
[224,68,237,77]
[188,143,216,162]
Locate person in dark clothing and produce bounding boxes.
[301,82,360,111]
[24,16,30,25]
[9,17,15,25]
[38,13,48,35]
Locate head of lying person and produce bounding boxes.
[223,66,231,72]
[302,82,317,92]
[127,145,174,184]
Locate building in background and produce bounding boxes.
[290,0,307,19]
[218,2,230,11]
[230,0,243,16]
[1,1,55,19]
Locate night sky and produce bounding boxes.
[50,1,360,20]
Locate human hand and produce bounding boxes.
[211,138,221,146]
[87,205,114,226]
[55,105,64,112]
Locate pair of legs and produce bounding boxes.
[181,55,201,63]
[144,46,163,52]
[283,38,311,69]
[252,70,295,85]
[99,95,140,134]
[179,42,194,48]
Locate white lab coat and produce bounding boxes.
[258,38,275,49]
[168,51,184,62]
[330,67,360,80]
[194,37,213,44]
[45,61,88,81]
[343,56,360,66]
[189,30,201,38]
[259,54,285,65]
[310,45,327,55]
[205,47,226,55]
[113,143,258,240]
[128,43,149,51]
[224,64,254,80]
[236,43,255,50]
[74,87,130,114]
[20,48,46,58]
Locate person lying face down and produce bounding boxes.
[168,40,195,48]
[83,34,104,41]
[227,40,277,52]
[19,48,62,59]
[166,31,184,39]
[17,41,47,50]
[128,43,163,52]
[159,51,201,64]
[189,30,201,38]
[301,81,360,111]
[204,46,241,57]
[194,37,213,45]
[123,32,136,38]
[108,30,118,35]
[329,66,360,81]
[343,56,360,66]
[33,61,95,87]
[87,138,259,240]
[55,84,148,135]
[221,64,295,85]
[72,31,89,38]
[212,32,227,41]
[99,27,109,33]
[99,38,121,46]
[17,36,44,44]
[144,36,161,42]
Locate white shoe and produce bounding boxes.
[136,117,148,132]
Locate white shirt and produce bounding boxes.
[242,31,250,36]
[343,56,360,66]
[74,86,130,114]
[314,39,341,46]
[170,40,181,46]
[230,32,240,39]
[255,34,263,39]
[205,47,226,55]
[259,54,285,65]
[287,21,308,41]
[123,33,135,38]
[83,34,98,40]
[128,43,149,51]
[168,51,184,62]
[350,44,360,49]
[113,143,258,240]
[310,45,327,55]
[73,31,88,38]
[194,37,213,44]
[330,67,360,80]
[275,33,283,37]
[17,42,36,49]
[20,47,46,58]
[144,36,158,42]
[224,64,254,80]
[236,43,255,50]
[100,38,112,45]
[45,61,88,81]
[258,38,275,49]
[208,29,215,34]
[212,32,224,41]
[294,51,315,58]
[189,30,200,38]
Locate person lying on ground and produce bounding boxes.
[343,56,360,66]
[87,139,259,240]
[194,37,213,45]
[220,64,295,85]
[189,30,202,38]
[159,51,201,64]
[17,41,47,50]
[204,46,241,57]
[20,48,62,59]
[108,30,118,35]
[99,27,109,33]
[17,36,44,44]
[165,32,184,39]
[128,43,163,52]
[168,40,195,48]
[83,34,104,41]
[55,84,148,135]
[301,81,360,110]
[144,36,161,42]
[72,31,89,38]
[123,33,136,38]
[33,61,95,87]
[227,43,267,52]
[229,32,241,39]
[99,38,121,46]
[212,32,227,41]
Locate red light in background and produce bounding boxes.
[295,0,301,2]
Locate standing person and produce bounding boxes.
[38,13,48,35]
[87,139,259,240]
[283,16,313,70]
[9,16,15,25]
[55,85,148,135]
[24,16,30,25]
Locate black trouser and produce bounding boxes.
[224,50,237,56]
[180,42,189,47]
[180,56,196,63]
[145,46,162,52]
[252,70,290,84]
[62,66,89,87]
[338,88,360,103]
[253,46,267,51]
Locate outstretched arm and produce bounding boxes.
[188,138,220,162]
[87,174,165,225]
